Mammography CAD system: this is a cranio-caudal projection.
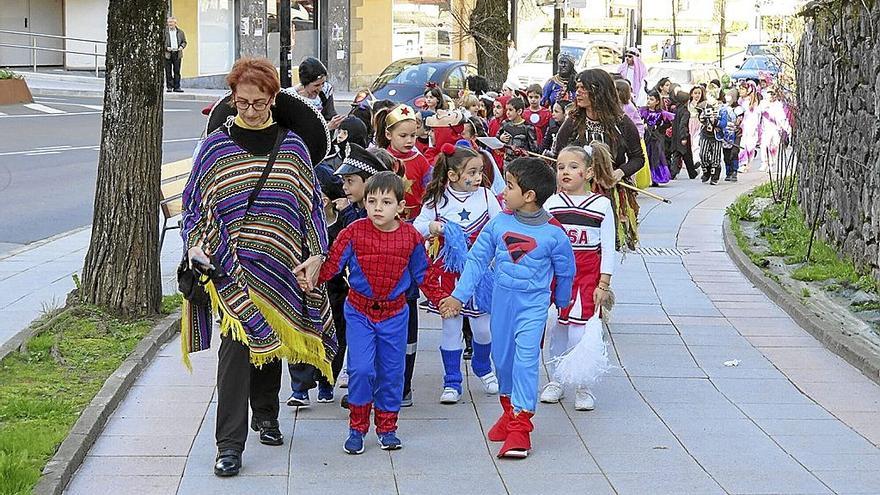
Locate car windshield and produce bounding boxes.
[741,58,771,70]
[522,45,585,64]
[647,67,691,84]
[371,60,440,89]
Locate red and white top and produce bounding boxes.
[414,186,502,316]
[544,191,616,324]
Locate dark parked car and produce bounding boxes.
[368,58,478,108]
[731,55,781,83]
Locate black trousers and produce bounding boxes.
[289,287,348,391]
[723,147,739,178]
[402,298,419,398]
[216,333,282,453]
[670,148,698,179]
[164,51,181,90]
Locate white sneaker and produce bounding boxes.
[575,387,595,411]
[337,369,349,388]
[478,371,499,395]
[540,381,564,403]
[440,387,461,404]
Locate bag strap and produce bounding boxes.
[246,127,287,211]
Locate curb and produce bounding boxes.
[722,216,880,386]
[32,311,182,495]
[0,225,90,262]
[30,87,222,102]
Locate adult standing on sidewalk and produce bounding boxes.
[181,57,335,478]
[164,17,187,93]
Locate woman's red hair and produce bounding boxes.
[226,57,280,96]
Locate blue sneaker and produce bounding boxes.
[317,384,334,403]
[377,431,402,450]
[286,391,309,408]
[344,429,365,455]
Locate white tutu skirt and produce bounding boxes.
[551,314,610,387]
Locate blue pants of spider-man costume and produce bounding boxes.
[345,301,408,434]
[490,290,550,414]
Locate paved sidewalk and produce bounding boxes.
[37,170,880,494]
[0,226,184,348]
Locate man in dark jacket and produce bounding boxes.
[164,17,187,92]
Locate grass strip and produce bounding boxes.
[0,294,182,494]
[727,182,880,296]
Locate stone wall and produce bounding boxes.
[796,0,880,278]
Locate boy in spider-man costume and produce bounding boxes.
[441,157,575,459]
[318,171,431,454]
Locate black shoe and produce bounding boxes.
[701,175,710,183]
[173,88,184,93]
[166,88,173,92]
[340,393,349,409]
[463,344,473,361]
[214,449,241,477]
[250,418,284,446]
[730,175,738,182]
[710,179,719,185]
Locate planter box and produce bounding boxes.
[0,78,33,105]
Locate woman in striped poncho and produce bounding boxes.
[181,57,335,477]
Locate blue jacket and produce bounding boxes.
[452,211,575,309]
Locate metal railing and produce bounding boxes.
[0,29,106,76]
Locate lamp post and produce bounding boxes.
[279,0,291,88]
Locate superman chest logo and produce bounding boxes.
[502,232,537,263]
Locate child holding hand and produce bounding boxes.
[440,158,575,459]
[541,143,615,411]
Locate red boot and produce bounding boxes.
[487,395,513,442]
[348,402,372,434]
[497,410,534,458]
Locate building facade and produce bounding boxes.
[0,0,476,91]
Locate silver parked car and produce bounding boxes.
[506,40,622,89]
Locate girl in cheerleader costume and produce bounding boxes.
[541,142,615,410]
[414,144,502,404]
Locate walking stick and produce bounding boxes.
[518,149,673,204]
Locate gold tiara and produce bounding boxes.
[386,104,416,127]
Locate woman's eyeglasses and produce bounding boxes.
[233,99,269,111]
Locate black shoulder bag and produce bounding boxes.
[178,128,287,305]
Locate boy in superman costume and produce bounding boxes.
[317,171,432,454]
[440,157,575,458]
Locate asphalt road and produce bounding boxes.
[0,95,349,254]
[0,95,208,252]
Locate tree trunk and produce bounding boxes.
[80,0,165,317]
[469,0,510,89]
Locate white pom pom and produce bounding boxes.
[550,315,610,388]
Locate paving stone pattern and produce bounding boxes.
[30,171,880,494]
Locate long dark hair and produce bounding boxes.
[569,69,624,154]
[422,146,480,208]
[424,87,447,110]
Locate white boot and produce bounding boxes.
[575,387,595,411]
[539,381,564,403]
[478,371,499,395]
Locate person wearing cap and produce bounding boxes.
[182,57,336,477]
[285,161,351,407]
[618,47,648,106]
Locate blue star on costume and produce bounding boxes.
[458,208,471,221]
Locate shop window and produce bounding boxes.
[392,0,454,61]
[199,0,236,74]
[268,0,319,69]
